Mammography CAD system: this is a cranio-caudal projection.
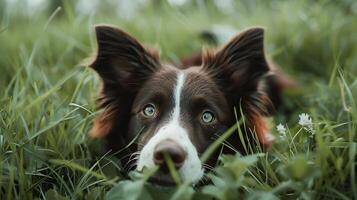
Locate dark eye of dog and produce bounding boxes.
[201,110,215,123]
[142,104,156,117]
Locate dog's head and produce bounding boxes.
[89,25,274,185]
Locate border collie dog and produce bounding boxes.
[89,25,289,185]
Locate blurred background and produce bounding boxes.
[0,1,357,199]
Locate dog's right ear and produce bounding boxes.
[90,25,161,92]
[90,25,161,138]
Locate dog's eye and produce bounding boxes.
[142,104,156,117]
[201,110,215,123]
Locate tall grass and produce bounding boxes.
[0,0,356,199]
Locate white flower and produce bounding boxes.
[298,113,312,126]
[298,113,315,134]
[276,123,286,138]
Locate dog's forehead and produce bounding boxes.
[133,67,177,101]
[142,66,225,98]
[183,68,223,96]
[133,65,229,113]
[148,66,217,93]
[151,66,179,85]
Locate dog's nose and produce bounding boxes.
[153,140,186,170]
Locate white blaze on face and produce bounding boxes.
[136,72,204,183]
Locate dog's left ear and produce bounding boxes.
[202,27,269,94]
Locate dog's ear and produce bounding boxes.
[202,27,269,94]
[90,25,161,138]
[91,25,161,92]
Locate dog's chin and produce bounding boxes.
[148,171,178,186]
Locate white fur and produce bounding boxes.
[136,72,203,183]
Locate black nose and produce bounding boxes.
[153,140,187,171]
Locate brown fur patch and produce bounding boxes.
[90,104,118,138]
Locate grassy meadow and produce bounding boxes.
[0,0,356,199]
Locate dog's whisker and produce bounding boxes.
[119,151,141,161]
[135,141,145,147]
[124,161,138,172]
[202,163,213,168]
[202,167,215,174]
[125,159,139,172]
[196,173,211,186]
[126,156,139,165]
[127,162,138,172]
[123,156,139,171]
[119,152,136,160]
[127,151,141,162]
[202,163,215,170]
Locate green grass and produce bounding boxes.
[0,0,356,199]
